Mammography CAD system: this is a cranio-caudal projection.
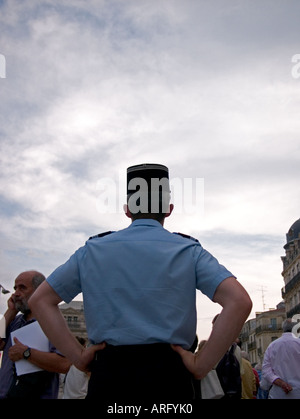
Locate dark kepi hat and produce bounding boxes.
[127,163,169,191]
[126,163,170,214]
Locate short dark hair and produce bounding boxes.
[31,272,46,290]
[282,318,297,333]
[127,191,170,222]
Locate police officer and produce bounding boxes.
[29,163,252,401]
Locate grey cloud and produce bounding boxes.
[0,0,299,319]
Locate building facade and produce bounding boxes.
[241,303,286,365]
[281,218,300,318]
[241,219,300,364]
[59,301,88,340]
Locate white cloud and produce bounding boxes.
[0,1,299,336]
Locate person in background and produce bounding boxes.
[0,271,70,399]
[252,366,260,398]
[261,318,300,399]
[240,351,256,399]
[254,363,268,399]
[62,337,90,399]
[212,315,242,399]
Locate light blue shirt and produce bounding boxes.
[47,219,234,349]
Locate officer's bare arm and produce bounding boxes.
[172,276,252,379]
[28,281,105,372]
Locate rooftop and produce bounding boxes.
[285,218,300,248]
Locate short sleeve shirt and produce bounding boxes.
[0,315,60,399]
[47,219,234,349]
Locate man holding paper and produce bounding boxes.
[0,271,71,399]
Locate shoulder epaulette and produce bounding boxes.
[173,232,199,243]
[88,231,115,240]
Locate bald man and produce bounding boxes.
[0,271,71,399]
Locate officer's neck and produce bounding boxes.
[130,217,165,226]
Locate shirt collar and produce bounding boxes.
[20,314,36,326]
[130,219,164,229]
[282,332,296,339]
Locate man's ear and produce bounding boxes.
[164,203,174,218]
[123,204,132,219]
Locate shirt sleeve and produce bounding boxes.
[46,247,83,303]
[194,246,235,300]
[261,346,279,389]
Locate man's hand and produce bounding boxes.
[273,378,293,394]
[7,295,17,312]
[9,337,106,373]
[171,345,202,379]
[171,344,209,380]
[8,337,28,362]
[3,295,18,329]
[75,342,106,372]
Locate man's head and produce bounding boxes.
[282,318,298,333]
[13,271,45,314]
[124,163,173,223]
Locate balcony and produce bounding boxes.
[248,341,257,351]
[282,271,300,298]
[287,302,300,319]
[256,324,282,334]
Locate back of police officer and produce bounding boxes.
[29,164,252,402]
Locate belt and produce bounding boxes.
[94,342,174,361]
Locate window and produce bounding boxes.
[270,318,277,330]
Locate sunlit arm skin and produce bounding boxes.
[28,282,105,372]
[172,276,252,380]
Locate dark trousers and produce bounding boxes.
[86,343,195,402]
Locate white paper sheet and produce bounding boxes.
[0,316,5,339]
[11,321,50,376]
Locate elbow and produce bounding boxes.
[48,355,72,374]
[226,286,253,322]
[237,292,252,322]
[243,293,253,315]
[231,279,253,318]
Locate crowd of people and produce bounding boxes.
[0,269,299,400]
[194,317,300,400]
[0,164,299,400]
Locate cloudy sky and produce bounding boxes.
[0,0,300,339]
